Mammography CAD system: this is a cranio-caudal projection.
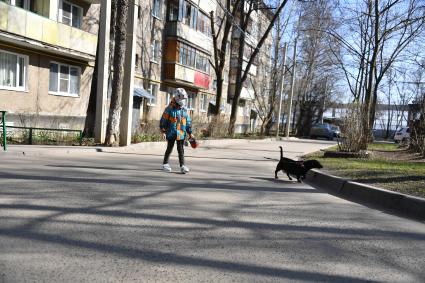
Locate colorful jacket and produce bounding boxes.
[160,99,192,141]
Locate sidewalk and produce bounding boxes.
[1,137,335,156]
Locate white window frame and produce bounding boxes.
[147,84,158,106]
[187,92,195,110]
[48,61,81,97]
[152,0,162,19]
[199,93,207,112]
[0,49,28,92]
[8,0,31,9]
[244,106,249,117]
[165,91,172,105]
[151,40,160,63]
[58,0,83,28]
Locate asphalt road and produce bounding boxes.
[0,139,424,282]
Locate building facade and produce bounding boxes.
[0,0,99,129]
[0,0,273,142]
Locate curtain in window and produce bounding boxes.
[0,52,17,87]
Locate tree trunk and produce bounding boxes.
[228,0,246,136]
[360,0,380,150]
[228,0,290,136]
[105,0,129,146]
[83,39,100,138]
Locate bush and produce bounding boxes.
[338,105,365,152]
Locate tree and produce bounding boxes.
[105,0,129,146]
[330,0,425,149]
[228,0,291,136]
[292,0,339,137]
[208,0,240,135]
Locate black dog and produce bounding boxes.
[275,146,323,182]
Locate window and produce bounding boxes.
[179,43,188,66]
[244,106,249,117]
[197,11,210,35]
[195,54,209,73]
[167,0,179,21]
[165,90,172,105]
[187,91,195,110]
[151,40,160,63]
[5,0,28,9]
[152,0,161,18]
[224,73,228,84]
[49,62,80,97]
[183,1,196,28]
[178,42,209,73]
[200,93,207,112]
[0,50,27,91]
[148,84,158,106]
[135,54,139,68]
[60,1,83,28]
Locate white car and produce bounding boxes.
[393,127,410,143]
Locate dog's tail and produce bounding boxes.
[279,146,283,159]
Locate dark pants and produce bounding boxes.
[163,139,185,166]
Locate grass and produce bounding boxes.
[366,142,399,151]
[308,143,425,199]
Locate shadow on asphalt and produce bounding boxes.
[0,174,424,281]
[99,151,274,162]
[1,160,423,281]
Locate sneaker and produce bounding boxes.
[180,165,190,174]
[162,163,172,172]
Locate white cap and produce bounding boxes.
[174,88,188,107]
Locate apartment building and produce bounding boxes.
[135,0,273,134]
[133,0,217,134]
[0,0,99,129]
[0,0,273,139]
[228,5,273,133]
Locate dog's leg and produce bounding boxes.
[275,166,280,179]
[297,175,302,183]
[286,172,293,181]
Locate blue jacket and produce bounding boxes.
[160,99,192,141]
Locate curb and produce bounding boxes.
[305,169,425,221]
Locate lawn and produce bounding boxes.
[366,142,399,151]
[308,143,425,199]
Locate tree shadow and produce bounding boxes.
[100,151,274,162]
[0,228,379,282]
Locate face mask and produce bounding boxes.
[177,99,186,108]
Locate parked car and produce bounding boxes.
[310,123,334,140]
[331,125,341,138]
[393,127,410,143]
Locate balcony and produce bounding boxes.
[230,58,257,76]
[164,63,210,90]
[165,21,213,54]
[0,2,97,61]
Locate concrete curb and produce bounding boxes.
[305,169,425,221]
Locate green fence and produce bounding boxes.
[6,126,83,145]
[1,111,6,151]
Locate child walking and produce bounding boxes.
[160,88,194,174]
